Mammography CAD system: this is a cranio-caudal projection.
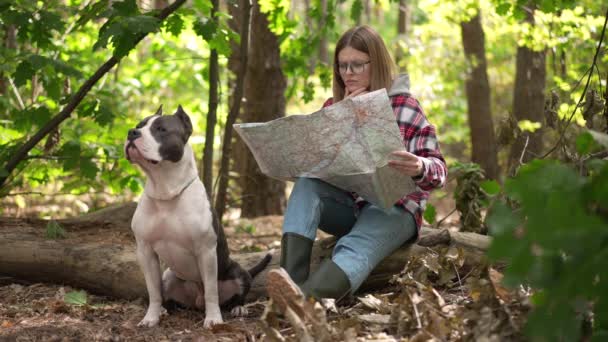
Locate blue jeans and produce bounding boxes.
[282,178,417,292]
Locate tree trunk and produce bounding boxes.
[460,12,500,180]
[237,0,286,218]
[395,0,411,70]
[0,24,17,97]
[227,0,248,209]
[318,0,329,65]
[215,0,252,220]
[508,7,546,172]
[201,0,220,198]
[0,216,491,301]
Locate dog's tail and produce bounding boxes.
[248,253,273,278]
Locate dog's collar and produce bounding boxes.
[145,175,198,201]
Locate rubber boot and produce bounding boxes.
[300,258,351,301]
[280,233,314,285]
[265,259,351,318]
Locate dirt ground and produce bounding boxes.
[0,215,287,342]
[0,184,529,341]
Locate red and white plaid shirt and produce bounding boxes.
[322,87,447,231]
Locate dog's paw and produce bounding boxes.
[203,315,223,328]
[137,314,160,328]
[231,305,248,317]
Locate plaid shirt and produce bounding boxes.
[322,93,447,231]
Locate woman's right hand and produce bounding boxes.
[344,87,369,99]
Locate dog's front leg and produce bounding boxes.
[136,240,163,327]
[197,245,223,328]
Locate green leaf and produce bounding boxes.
[46,220,66,239]
[495,3,511,15]
[192,0,213,13]
[193,18,216,42]
[29,55,82,78]
[64,290,88,306]
[94,105,115,126]
[423,203,436,224]
[480,180,501,196]
[576,131,595,155]
[13,106,52,131]
[80,158,99,180]
[78,100,99,118]
[113,0,139,16]
[59,140,82,171]
[31,10,65,48]
[0,0,11,11]
[513,6,526,21]
[129,177,141,192]
[350,0,363,23]
[13,60,35,87]
[94,12,160,57]
[43,75,62,100]
[302,80,315,103]
[486,201,520,236]
[75,0,111,29]
[164,13,184,36]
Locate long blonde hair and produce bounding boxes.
[332,26,396,102]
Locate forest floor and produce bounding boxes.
[0,186,531,341]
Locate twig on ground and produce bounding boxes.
[435,207,457,228]
[452,261,466,298]
[409,292,422,330]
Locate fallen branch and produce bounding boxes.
[0,214,491,301]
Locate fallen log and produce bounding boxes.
[0,215,491,301]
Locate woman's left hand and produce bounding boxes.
[388,150,424,177]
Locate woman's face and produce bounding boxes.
[338,46,371,93]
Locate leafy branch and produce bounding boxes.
[0,0,187,189]
[540,7,608,159]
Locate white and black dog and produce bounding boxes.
[125,105,271,328]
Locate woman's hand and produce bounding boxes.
[388,150,424,177]
[344,87,369,99]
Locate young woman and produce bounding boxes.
[267,25,447,311]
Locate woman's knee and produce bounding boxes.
[292,177,326,194]
[289,178,334,204]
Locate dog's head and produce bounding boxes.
[125,105,193,166]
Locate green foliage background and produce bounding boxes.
[1,0,608,339]
[1,0,606,206]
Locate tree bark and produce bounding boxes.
[395,0,410,71]
[508,7,546,172]
[215,0,252,220]
[0,24,17,97]
[237,0,286,218]
[460,12,500,180]
[318,0,329,65]
[0,216,491,301]
[201,0,220,198]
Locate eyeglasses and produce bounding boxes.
[338,61,370,74]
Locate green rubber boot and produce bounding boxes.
[301,258,351,301]
[280,233,314,285]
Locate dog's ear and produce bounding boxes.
[175,105,193,140]
[155,104,163,116]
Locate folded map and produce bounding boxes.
[233,89,416,209]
